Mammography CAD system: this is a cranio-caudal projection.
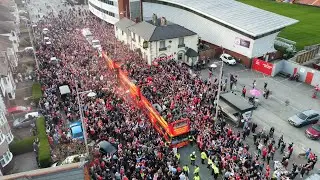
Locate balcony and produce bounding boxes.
[178,44,185,48]
[159,47,167,51]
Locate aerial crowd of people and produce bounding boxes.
[31,5,318,180]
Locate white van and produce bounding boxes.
[92,40,101,50]
[81,28,93,40]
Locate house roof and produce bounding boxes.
[0,36,12,50]
[0,21,16,34]
[114,18,136,31]
[185,48,198,57]
[148,0,298,37]
[127,18,196,41]
[0,5,14,13]
[0,11,15,21]
[0,56,9,76]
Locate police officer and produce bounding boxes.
[194,165,200,175]
[194,174,200,180]
[190,152,196,165]
[183,165,189,177]
[189,134,195,146]
[201,151,207,164]
[207,157,213,168]
[175,152,181,163]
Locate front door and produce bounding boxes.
[305,72,314,84]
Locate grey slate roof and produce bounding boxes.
[0,56,9,76]
[114,17,136,31]
[0,35,12,50]
[0,5,14,13]
[185,48,198,57]
[127,21,156,41]
[0,21,16,34]
[0,11,15,21]
[126,19,196,41]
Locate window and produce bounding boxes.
[132,33,136,42]
[178,53,183,60]
[0,113,5,126]
[138,36,141,43]
[101,0,114,6]
[0,150,13,167]
[160,41,165,48]
[179,37,184,45]
[6,131,13,144]
[89,2,115,17]
[121,30,124,35]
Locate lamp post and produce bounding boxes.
[75,82,96,157]
[213,61,224,123]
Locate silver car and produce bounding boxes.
[288,109,320,127]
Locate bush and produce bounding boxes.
[9,136,36,155]
[32,82,42,103]
[36,117,51,168]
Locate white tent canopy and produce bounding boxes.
[59,85,71,95]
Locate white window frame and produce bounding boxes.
[0,112,5,126]
[160,41,165,48]
[6,131,14,144]
[179,37,184,45]
[0,150,13,167]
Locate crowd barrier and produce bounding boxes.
[102,52,190,142]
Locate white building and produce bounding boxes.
[0,54,16,100]
[141,0,298,66]
[115,16,199,65]
[88,0,141,24]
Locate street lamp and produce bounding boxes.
[212,60,224,122]
[75,82,96,158]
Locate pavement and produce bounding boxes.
[6,152,38,175]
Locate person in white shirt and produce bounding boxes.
[179,172,186,180]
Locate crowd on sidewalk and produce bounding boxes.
[31,4,318,180]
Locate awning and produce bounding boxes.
[59,85,71,95]
[185,48,198,57]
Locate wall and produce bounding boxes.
[89,0,119,24]
[252,32,278,58]
[280,61,320,86]
[271,60,285,77]
[142,2,276,59]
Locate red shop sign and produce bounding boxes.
[252,58,273,76]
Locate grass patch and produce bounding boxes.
[238,0,320,50]
[32,82,42,103]
[9,136,36,155]
[36,117,51,168]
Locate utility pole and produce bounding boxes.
[214,61,224,123]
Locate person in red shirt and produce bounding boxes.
[242,86,247,97]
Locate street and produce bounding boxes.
[199,61,320,161]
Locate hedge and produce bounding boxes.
[32,82,42,103]
[36,117,51,168]
[9,136,36,155]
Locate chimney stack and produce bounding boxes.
[160,17,167,26]
[152,13,157,25]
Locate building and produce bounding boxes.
[141,0,298,67]
[0,94,14,175]
[88,0,141,24]
[114,15,199,65]
[0,40,17,100]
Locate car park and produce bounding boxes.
[288,109,320,127]
[220,53,237,65]
[305,124,320,140]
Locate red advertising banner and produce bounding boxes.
[252,58,274,76]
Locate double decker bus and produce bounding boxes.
[103,53,190,148]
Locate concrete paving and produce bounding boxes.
[199,61,320,169]
[6,152,38,175]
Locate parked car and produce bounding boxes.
[69,121,84,140]
[13,112,40,128]
[220,53,237,65]
[51,154,86,167]
[7,106,32,114]
[97,141,117,155]
[288,109,320,127]
[305,124,320,140]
